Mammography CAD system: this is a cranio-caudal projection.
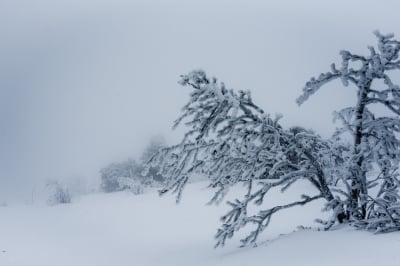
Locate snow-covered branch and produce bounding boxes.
[149,70,349,246]
[298,31,400,230]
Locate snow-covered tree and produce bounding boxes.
[100,159,143,192]
[148,70,348,247]
[100,139,167,193]
[46,180,71,205]
[140,136,167,184]
[148,32,400,247]
[297,31,400,231]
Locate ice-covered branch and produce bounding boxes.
[298,31,400,231]
[215,194,323,247]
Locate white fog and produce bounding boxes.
[1,1,400,265]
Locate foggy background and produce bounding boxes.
[1,0,399,201]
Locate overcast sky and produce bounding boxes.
[1,0,400,200]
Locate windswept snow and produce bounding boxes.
[0,181,399,266]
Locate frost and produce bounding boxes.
[148,32,400,248]
[149,70,343,246]
[299,31,400,232]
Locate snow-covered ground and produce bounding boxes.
[1,181,399,266]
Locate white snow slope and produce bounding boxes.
[1,181,399,266]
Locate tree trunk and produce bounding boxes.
[351,85,369,219]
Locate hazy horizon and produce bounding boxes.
[1,0,400,201]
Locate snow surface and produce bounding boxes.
[1,181,399,266]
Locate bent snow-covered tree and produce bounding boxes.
[148,70,348,247]
[149,32,400,247]
[297,31,400,231]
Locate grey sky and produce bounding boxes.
[1,0,400,200]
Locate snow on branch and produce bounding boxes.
[149,32,400,247]
[148,70,348,246]
[297,31,400,107]
[298,31,400,232]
